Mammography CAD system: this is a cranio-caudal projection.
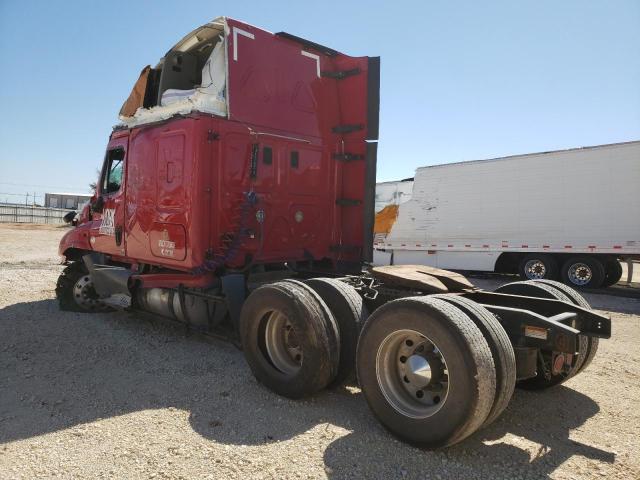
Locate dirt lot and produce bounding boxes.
[1,224,639,479]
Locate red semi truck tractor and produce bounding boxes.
[56,17,610,448]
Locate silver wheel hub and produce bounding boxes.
[405,355,432,386]
[376,329,449,419]
[524,259,546,279]
[72,275,104,310]
[568,263,592,286]
[263,311,302,376]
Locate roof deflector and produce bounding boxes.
[275,32,339,56]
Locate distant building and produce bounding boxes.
[45,192,92,210]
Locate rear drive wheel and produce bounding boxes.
[305,278,368,385]
[56,262,110,312]
[495,281,588,389]
[602,258,623,287]
[531,279,599,374]
[518,254,559,280]
[560,256,605,289]
[356,296,496,448]
[433,294,515,428]
[239,281,340,399]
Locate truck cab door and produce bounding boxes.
[90,137,128,257]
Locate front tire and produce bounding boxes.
[356,297,496,448]
[56,262,109,312]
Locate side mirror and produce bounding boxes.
[91,196,104,213]
[62,211,77,224]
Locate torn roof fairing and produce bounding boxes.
[119,25,228,128]
[165,17,229,56]
[117,16,355,131]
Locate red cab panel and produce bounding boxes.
[68,17,380,276]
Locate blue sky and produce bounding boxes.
[0,0,638,203]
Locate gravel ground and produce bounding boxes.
[1,224,639,480]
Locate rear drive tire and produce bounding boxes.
[560,256,605,289]
[56,261,110,312]
[239,281,340,399]
[304,278,368,385]
[433,294,516,429]
[518,254,559,280]
[495,281,588,389]
[532,279,599,374]
[602,258,623,288]
[356,296,496,448]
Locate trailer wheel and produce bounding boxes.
[494,281,588,389]
[433,295,515,429]
[56,262,111,312]
[356,297,495,448]
[305,278,368,385]
[239,281,340,399]
[531,279,599,374]
[518,254,559,280]
[560,256,605,289]
[602,258,623,287]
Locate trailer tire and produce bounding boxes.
[602,258,623,287]
[239,281,340,399]
[560,256,605,289]
[356,297,496,448]
[532,279,599,374]
[305,278,368,386]
[433,295,515,429]
[56,262,111,312]
[494,281,588,389]
[518,254,559,280]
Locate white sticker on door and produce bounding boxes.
[158,229,175,257]
[99,208,116,236]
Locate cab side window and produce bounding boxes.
[102,148,125,194]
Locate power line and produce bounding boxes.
[0,192,43,197]
[0,181,90,191]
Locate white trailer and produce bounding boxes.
[374,140,640,289]
[375,178,414,213]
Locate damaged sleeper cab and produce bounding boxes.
[119,20,227,125]
[56,17,611,449]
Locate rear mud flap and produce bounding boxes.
[221,274,246,330]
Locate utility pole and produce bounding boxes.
[25,192,29,206]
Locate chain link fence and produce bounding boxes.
[0,203,71,224]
